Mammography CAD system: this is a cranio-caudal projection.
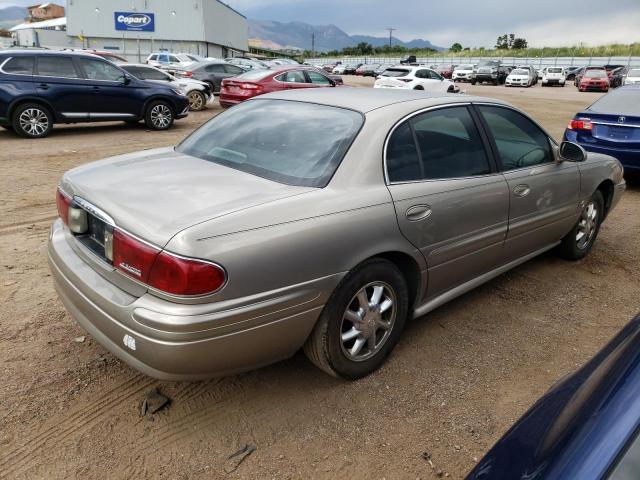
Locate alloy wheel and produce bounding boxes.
[576,200,598,250]
[19,108,49,136]
[340,282,397,362]
[187,91,204,110]
[150,104,172,128]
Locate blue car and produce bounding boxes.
[0,50,189,138]
[467,313,640,479]
[564,85,640,174]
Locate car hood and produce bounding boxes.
[60,147,315,247]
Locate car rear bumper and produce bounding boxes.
[542,79,564,84]
[48,220,334,380]
[565,131,640,172]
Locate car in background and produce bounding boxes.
[120,63,213,111]
[434,64,454,79]
[226,57,270,71]
[516,65,538,84]
[541,66,566,87]
[471,60,508,85]
[574,66,605,87]
[578,68,610,92]
[374,64,393,77]
[146,52,195,69]
[609,67,627,88]
[467,312,640,480]
[374,66,459,93]
[343,63,363,75]
[452,64,475,82]
[322,62,340,73]
[0,50,189,137]
[219,66,340,108]
[332,63,348,74]
[355,64,380,76]
[173,61,246,94]
[505,68,534,87]
[399,55,417,64]
[564,85,640,174]
[565,66,582,81]
[68,49,128,63]
[624,68,640,85]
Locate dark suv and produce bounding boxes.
[471,60,508,85]
[0,50,189,138]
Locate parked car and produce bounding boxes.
[343,63,363,75]
[624,68,640,85]
[146,52,195,69]
[399,55,417,64]
[468,312,640,480]
[355,64,380,76]
[374,64,393,77]
[434,64,454,79]
[564,66,582,81]
[541,66,566,87]
[225,57,270,71]
[374,66,459,93]
[505,68,535,87]
[332,63,348,74]
[516,65,538,84]
[0,50,189,138]
[565,85,640,174]
[119,63,213,111]
[322,62,339,73]
[574,66,605,87]
[48,88,625,380]
[471,60,508,85]
[452,64,475,82]
[609,66,627,88]
[578,68,610,92]
[219,66,340,108]
[172,61,245,94]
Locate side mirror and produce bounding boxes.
[559,141,587,162]
[122,74,132,85]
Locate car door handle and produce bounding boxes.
[513,184,531,197]
[405,204,432,221]
[37,83,49,90]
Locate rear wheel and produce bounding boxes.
[303,259,409,379]
[1,124,13,131]
[144,101,174,130]
[12,103,53,138]
[187,90,206,111]
[557,191,604,260]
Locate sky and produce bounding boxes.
[2,0,640,48]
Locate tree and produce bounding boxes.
[512,38,528,49]
[495,34,509,49]
[450,42,463,52]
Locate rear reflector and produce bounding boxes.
[112,229,160,284]
[56,188,72,225]
[148,252,226,296]
[568,119,593,131]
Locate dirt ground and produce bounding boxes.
[1,78,639,480]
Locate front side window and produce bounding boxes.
[478,106,552,171]
[177,100,363,187]
[3,56,34,75]
[79,58,125,82]
[36,56,78,78]
[307,71,331,85]
[386,106,491,182]
[148,54,158,61]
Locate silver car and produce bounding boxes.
[48,89,625,380]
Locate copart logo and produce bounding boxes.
[117,13,151,26]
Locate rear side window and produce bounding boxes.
[36,56,78,78]
[282,70,307,83]
[224,65,244,74]
[3,56,34,75]
[206,64,226,73]
[148,54,158,61]
[386,106,491,182]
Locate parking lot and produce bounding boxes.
[1,79,639,479]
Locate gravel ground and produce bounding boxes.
[1,77,639,480]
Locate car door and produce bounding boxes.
[34,55,88,120]
[414,69,439,90]
[75,57,143,119]
[305,70,335,88]
[475,104,580,262]
[386,105,510,299]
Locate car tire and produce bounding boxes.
[303,258,409,379]
[12,103,53,138]
[557,190,604,261]
[187,90,206,111]
[471,80,476,85]
[144,101,174,130]
[205,80,217,94]
[1,124,13,131]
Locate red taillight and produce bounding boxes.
[56,188,71,225]
[148,252,226,296]
[112,229,160,284]
[568,119,593,130]
[240,82,262,90]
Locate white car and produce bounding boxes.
[452,64,475,82]
[505,68,535,87]
[332,64,348,74]
[146,52,196,69]
[541,67,566,87]
[120,63,214,111]
[374,66,459,93]
[624,68,640,85]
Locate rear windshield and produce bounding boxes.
[381,68,410,77]
[585,69,607,78]
[547,67,563,73]
[176,100,364,187]
[588,89,640,116]
[233,69,273,81]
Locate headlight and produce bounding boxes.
[171,88,186,96]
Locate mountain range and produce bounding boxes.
[0,6,25,29]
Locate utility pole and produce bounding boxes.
[311,32,315,57]
[386,27,396,47]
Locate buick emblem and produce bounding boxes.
[618,116,626,123]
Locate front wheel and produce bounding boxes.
[303,259,409,379]
[557,191,604,260]
[144,101,174,130]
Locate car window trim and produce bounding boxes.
[471,102,558,173]
[35,55,82,79]
[383,102,499,185]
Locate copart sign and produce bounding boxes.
[114,12,155,32]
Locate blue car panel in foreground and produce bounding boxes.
[564,86,640,174]
[467,313,640,480]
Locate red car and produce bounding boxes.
[435,64,454,79]
[219,66,341,108]
[578,68,610,92]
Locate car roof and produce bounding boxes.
[0,49,102,59]
[257,88,510,114]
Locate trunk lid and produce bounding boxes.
[62,147,314,247]
[575,112,640,149]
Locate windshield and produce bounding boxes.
[585,69,607,78]
[511,69,528,75]
[628,69,640,77]
[381,68,409,77]
[548,67,563,73]
[234,69,273,81]
[176,100,364,188]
